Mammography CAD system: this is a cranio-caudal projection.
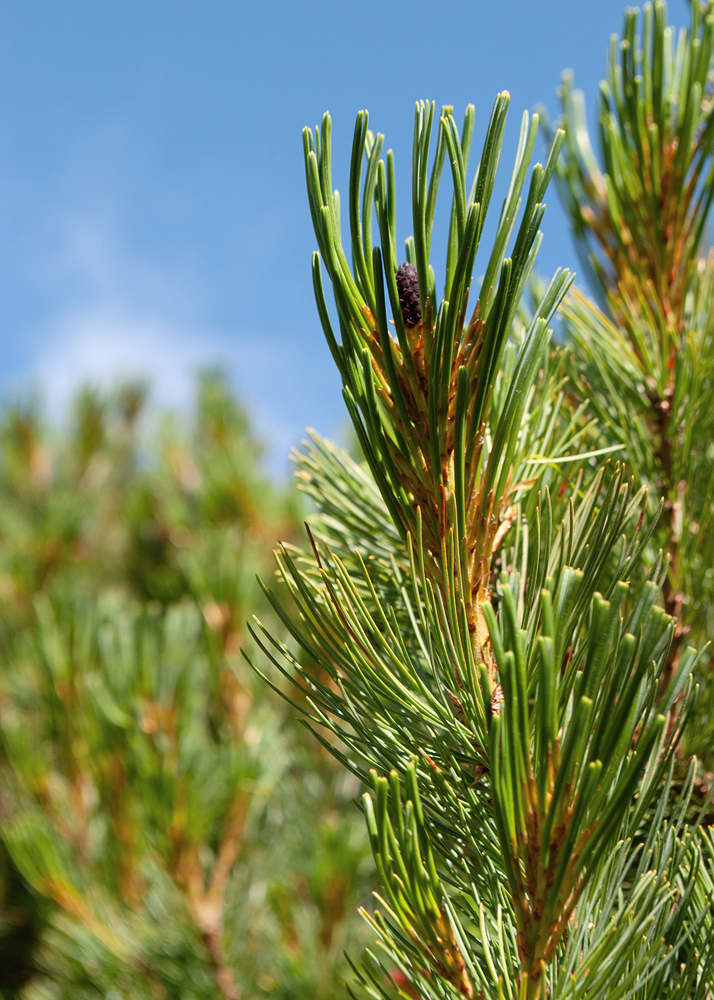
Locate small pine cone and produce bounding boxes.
[395,262,422,328]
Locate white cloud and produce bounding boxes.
[28,198,222,421]
[25,206,339,477]
[35,304,221,421]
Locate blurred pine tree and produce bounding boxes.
[0,373,371,999]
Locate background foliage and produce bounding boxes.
[0,373,372,999]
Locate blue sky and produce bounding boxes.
[0,0,677,474]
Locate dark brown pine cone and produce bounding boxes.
[395,262,422,328]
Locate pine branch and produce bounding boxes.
[248,83,714,997]
[304,99,573,681]
[547,1,714,697]
[548,0,714,326]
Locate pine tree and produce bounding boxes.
[547,0,714,767]
[250,4,714,995]
[0,375,371,999]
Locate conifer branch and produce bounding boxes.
[250,85,714,996]
[547,0,714,694]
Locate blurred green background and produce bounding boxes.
[0,374,373,999]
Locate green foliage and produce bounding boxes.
[258,435,712,998]
[551,0,714,314]
[548,0,714,760]
[304,98,574,641]
[0,374,371,999]
[4,3,714,998]
[251,12,714,993]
